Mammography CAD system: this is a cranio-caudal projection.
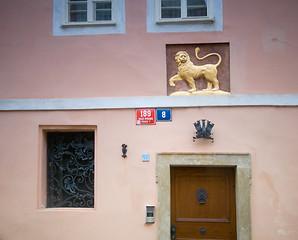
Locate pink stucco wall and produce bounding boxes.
[0,0,298,240]
[0,0,298,99]
[0,108,297,239]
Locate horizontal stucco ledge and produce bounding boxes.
[0,94,297,111]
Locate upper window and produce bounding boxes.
[147,0,222,33]
[157,0,212,23]
[53,0,125,36]
[63,0,114,26]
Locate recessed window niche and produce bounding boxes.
[38,126,96,210]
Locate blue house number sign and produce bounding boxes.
[156,108,172,122]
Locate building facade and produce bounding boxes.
[0,0,298,239]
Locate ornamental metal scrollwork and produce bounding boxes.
[196,188,208,204]
[47,132,94,208]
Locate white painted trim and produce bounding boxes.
[0,95,297,111]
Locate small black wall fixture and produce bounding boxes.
[196,188,208,204]
[193,119,214,143]
[121,144,127,158]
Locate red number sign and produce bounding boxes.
[136,109,156,125]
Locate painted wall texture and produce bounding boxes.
[0,108,297,240]
[0,0,297,98]
[0,0,297,240]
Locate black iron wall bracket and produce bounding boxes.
[122,144,127,158]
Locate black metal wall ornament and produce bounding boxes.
[196,188,208,204]
[121,144,127,158]
[193,119,214,143]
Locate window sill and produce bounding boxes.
[156,17,214,24]
[40,206,96,212]
[61,21,116,28]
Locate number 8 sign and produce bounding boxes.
[156,108,172,122]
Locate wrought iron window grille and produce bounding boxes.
[47,132,94,208]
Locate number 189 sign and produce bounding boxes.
[136,109,156,125]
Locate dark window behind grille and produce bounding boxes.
[47,132,94,208]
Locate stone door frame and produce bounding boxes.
[156,153,252,240]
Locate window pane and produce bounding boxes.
[69,3,87,22]
[161,8,181,18]
[161,0,181,7]
[161,0,181,18]
[95,2,112,21]
[96,2,111,9]
[187,0,206,5]
[70,3,87,10]
[47,132,94,208]
[187,7,207,16]
[96,10,112,20]
[70,12,87,22]
[187,0,207,17]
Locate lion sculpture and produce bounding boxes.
[169,47,222,93]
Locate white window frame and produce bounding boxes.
[155,0,214,24]
[53,0,125,36]
[147,0,222,33]
[62,0,116,27]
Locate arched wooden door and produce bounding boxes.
[171,167,237,240]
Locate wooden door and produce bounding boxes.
[171,167,236,240]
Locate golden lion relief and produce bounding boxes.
[169,47,229,96]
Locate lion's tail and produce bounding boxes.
[195,47,222,68]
